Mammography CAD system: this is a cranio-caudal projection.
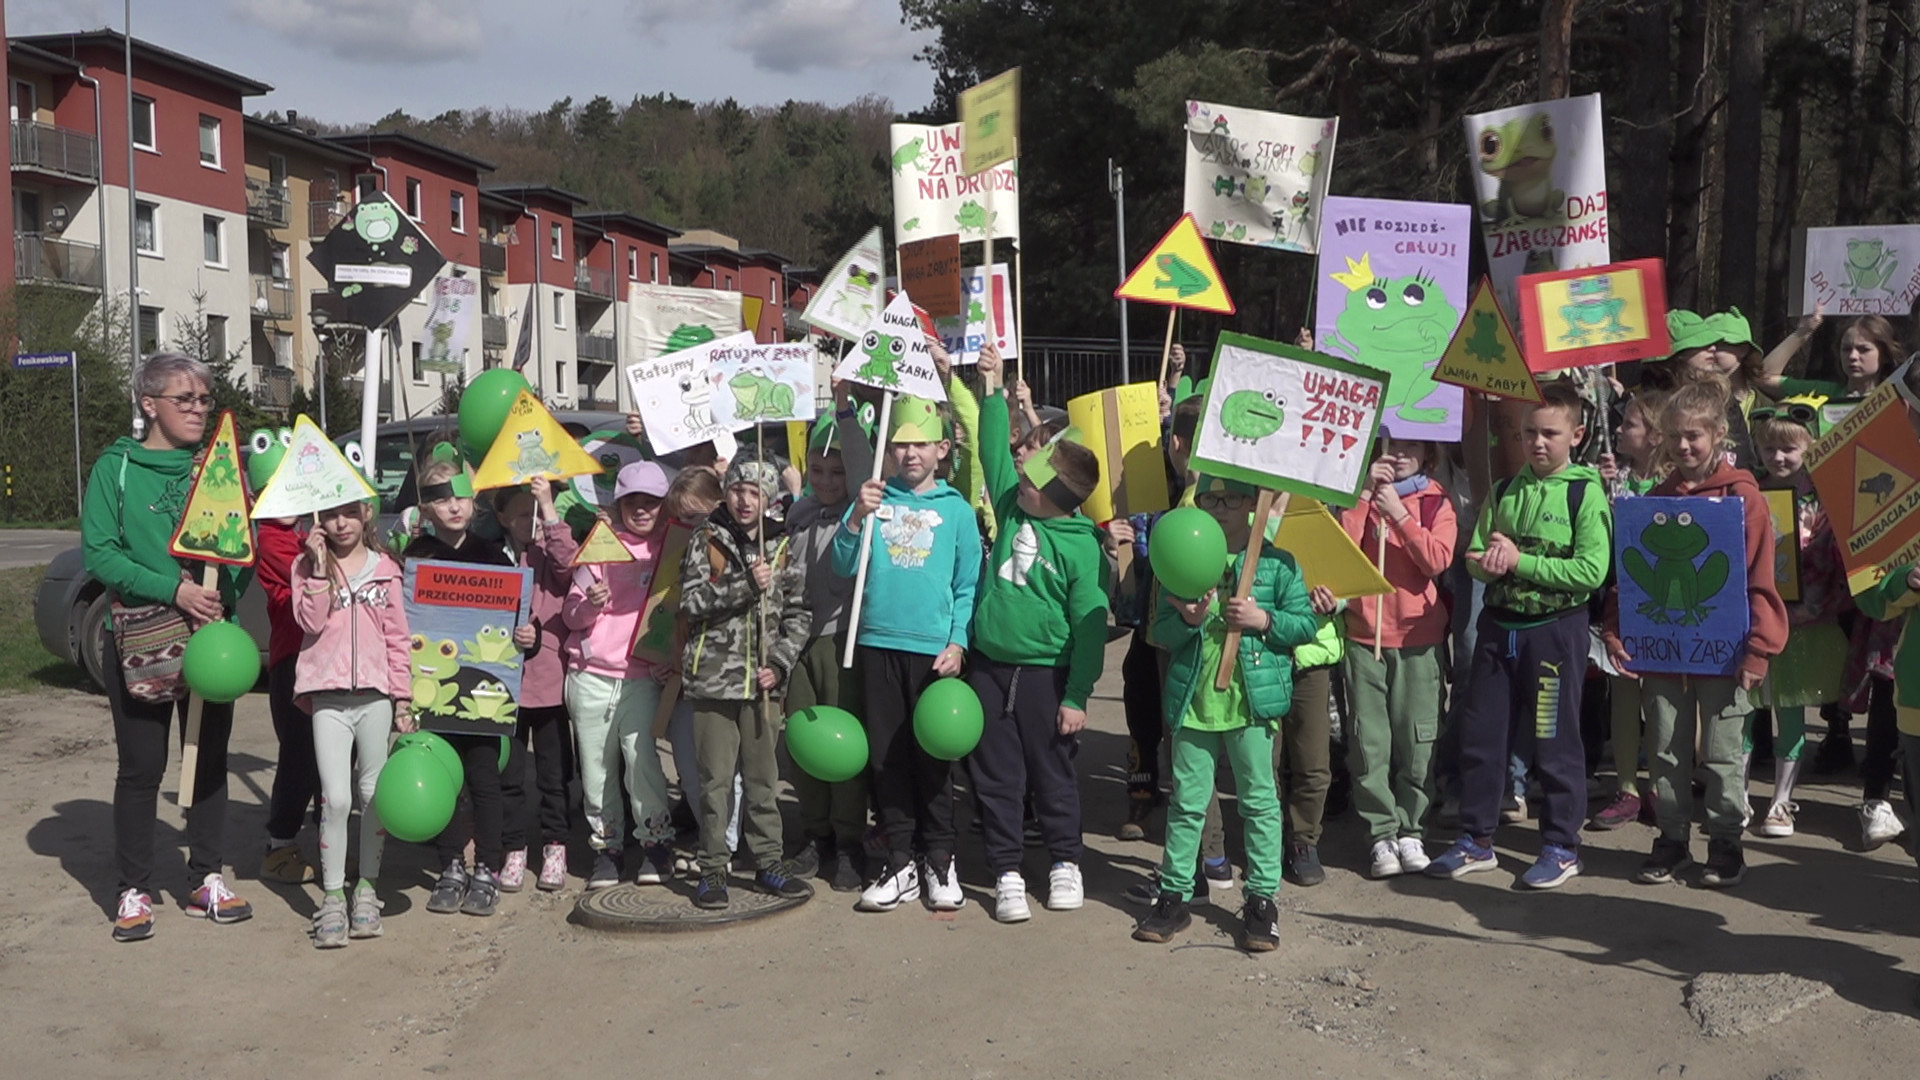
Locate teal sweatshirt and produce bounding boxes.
[969,391,1110,710]
[1466,460,1611,625]
[83,436,248,615]
[831,476,981,656]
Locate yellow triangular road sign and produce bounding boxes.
[570,518,636,567]
[169,411,256,566]
[1114,213,1235,315]
[473,389,605,491]
[1434,279,1539,403]
[1852,445,1918,532]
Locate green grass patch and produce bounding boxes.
[0,518,80,530]
[0,565,88,693]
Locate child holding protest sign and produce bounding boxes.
[292,497,410,947]
[1604,377,1786,888]
[1758,310,1901,401]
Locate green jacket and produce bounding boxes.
[1467,462,1611,624]
[1295,611,1346,670]
[946,375,995,539]
[1856,566,1920,717]
[1151,541,1318,730]
[82,436,248,615]
[970,391,1110,710]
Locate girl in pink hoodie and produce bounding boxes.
[292,497,412,949]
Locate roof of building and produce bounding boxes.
[481,183,590,210]
[669,242,744,265]
[243,116,372,166]
[738,247,794,268]
[575,210,682,239]
[327,130,496,175]
[15,30,273,95]
[8,40,84,74]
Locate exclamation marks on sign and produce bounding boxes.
[1340,434,1358,459]
[1300,424,1314,448]
[1321,428,1337,453]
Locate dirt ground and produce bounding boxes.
[4,640,1919,1080]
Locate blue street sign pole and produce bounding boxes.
[12,352,83,517]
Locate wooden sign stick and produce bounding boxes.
[757,421,773,718]
[176,563,219,809]
[1215,489,1286,691]
[1374,523,1388,661]
[1102,391,1134,582]
[1156,312,1177,391]
[841,391,895,669]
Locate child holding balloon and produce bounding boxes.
[292,496,412,948]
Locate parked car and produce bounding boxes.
[35,411,628,689]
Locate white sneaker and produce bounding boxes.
[994,871,1031,923]
[1861,799,1903,850]
[924,855,966,911]
[1368,839,1403,879]
[1045,861,1084,911]
[1756,802,1797,838]
[856,859,920,912]
[1395,837,1431,874]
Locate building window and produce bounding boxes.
[134,200,160,254]
[411,341,424,382]
[723,274,733,290]
[270,244,290,282]
[627,247,638,280]
[267,152,287,187]
[138,307,162,353]
[770,280,780,306]
[271,331,292,367]
[553,291,566,329]
[131,96,155,151]
[198,115,221,167]
[206,315,228,359]
[202,215,225,266]
[650,252,659,282]
[405,178,422,219]
[549,222,563,260]
[450,191,466,233]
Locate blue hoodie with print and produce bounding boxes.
[831,477,981,656]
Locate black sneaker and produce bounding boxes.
[426,860,469,914]
[1132,893,1192,944]
[1241,894,1280,953]
[460,864,500,917]
[788,839,824,880]
[1122,874,1163,906]
[585,849,622,891]
[753,862,813,900]
[1634,838,1693,884]
[693,871,729,910]
[1701,838,1746,888]
[830,851,864,893]
[1285,842,1326,887]
[1812,732,1854,773]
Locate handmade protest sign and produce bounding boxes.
[472,389,603,491]
[1314,197,1472,440]
[1764,488,1801,604]
[571,518,635,568]
[934,263,1018,365]
[1067,383,1170,524]
[832,294,947,402]
[1115,214,1234,315]
[1184,101,1337,253]
[1463,94,1610,318]
[1791,225,1920,317]
[1517,258,1672,371]
[168,411,254,565]
[627,282,745,363]
[405,561,534,737]
[899,235,964,321]
[1191,334,1387,507]
[707,340,818,426]
[1614,497,1750,677]
[1807,380,1920,593]
[629,523,689,669]
[1435,278,1540,403]
[802,227,886,341]
[250,415,378,519]
[1272,495,1392,599]
[626,331,757,453]
[959,67,1020,175]
[306,193,445,330]
[422,274,477,374]
[891,122,1019,243]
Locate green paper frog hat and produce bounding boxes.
[246,426,293,492]
[887,396,946,444]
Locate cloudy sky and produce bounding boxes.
[9,0,939,122]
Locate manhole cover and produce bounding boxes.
[570,876,813,932]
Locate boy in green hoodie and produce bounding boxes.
[1426,381,1612,889]
[968,345,1110,922]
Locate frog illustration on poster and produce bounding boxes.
[1461,94,1611,320]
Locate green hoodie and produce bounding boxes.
[83,436,248,615]
[970,390,1110,710]
[1467,460,1611,625]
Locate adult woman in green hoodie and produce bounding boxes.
[84,354,253,942]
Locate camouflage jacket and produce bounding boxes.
[679,517,810,702]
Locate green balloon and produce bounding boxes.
[391,731,465,794]
[498,735,512,772]
[181,621,260,703]
[913,678,984,761]
[373,745,458,843]
[1148,506,1230,600]
[785,706,869,782]
[457,369,531,456]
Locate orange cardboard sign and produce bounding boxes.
[1807,380,1920,593]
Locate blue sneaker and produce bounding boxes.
[1424,837,1497,879]
[1520,844,1582,889]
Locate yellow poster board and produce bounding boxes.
[1434,278,1540,403]
[1763,488,1801,604]
[168,411,255,566]
[786,420,808,469]
[1272,495,1391,599]
[1066,383,1170,523]
[1114,214,1235,315]
[473,389,604,491]
[742,294,765,338]
[570,518,635,568]
[959,67,1021,176]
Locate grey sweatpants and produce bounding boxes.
[311,690,390,893]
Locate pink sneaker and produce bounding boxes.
[498,848,527,893]
[186,873,253,924]
[1587,790,1642,831]
[537,843,567,892]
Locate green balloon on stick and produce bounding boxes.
[181,621,260,703]
[785,706,869,782]
[1148,506,1230,600]
[457,369,531,456]
[373,745,458,843]
[913,678,984,761]
[392,731,465,793]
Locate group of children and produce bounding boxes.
[180,302,1920,957]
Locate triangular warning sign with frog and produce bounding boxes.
[473,389,603,491]
[250,415,378,519]
[570,518,636,567]
[1434,279,1539,403]
[169,410,256,566]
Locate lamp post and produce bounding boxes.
[310,308,329,432]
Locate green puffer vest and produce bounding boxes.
[1151,543,1319,730]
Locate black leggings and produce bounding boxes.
[435,732,518,871]
[857,647,957,865]
[1862,675,1900,802]
[264,656,320,842]
[106,638,234,894]
[505,705,573,849]
[1121,627,1164,796]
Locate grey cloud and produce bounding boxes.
[633,0,929,75]
[229,0,485,63]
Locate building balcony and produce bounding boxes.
[251,274,294,320]
[482,313,508,348]
[577,331,616,364]
[574,264,613,301]
[11,120,99,183]
[246,179,291,229]
[16,233,102,290]
[309,198,348,236]
[480,237,506,275]
[252,365,295,410]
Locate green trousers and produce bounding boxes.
[783,634,869,850]
[1642,676,1751,842]
[1161,723,1282,901]
[691,699,784,875]
[1609,674,1644,791]
[1344,644,1442,844]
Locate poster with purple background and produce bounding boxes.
[1314,197,1473,442]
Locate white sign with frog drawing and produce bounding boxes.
[624,331,756,454]
[1792,225,1920,317]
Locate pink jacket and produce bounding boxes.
[563,526,664,681]
[292,550,412,709]
[515,519,580,709]
[1338,480,1457,649]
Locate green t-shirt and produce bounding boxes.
[1182,608,1248,732]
